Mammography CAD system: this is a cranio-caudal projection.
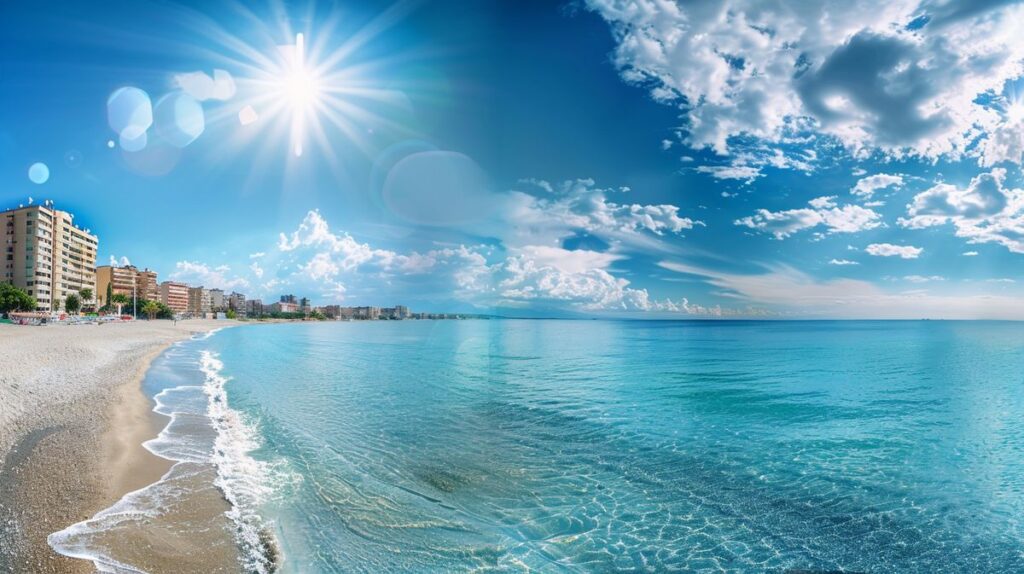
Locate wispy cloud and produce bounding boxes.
[866,243,923,259]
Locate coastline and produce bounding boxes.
[0,319,238,573]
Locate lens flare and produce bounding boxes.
[28,162,50,184]
[179,1,424,167]
[154,92,205,148]
[107,87,153,149]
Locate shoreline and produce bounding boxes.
[0,319,240,573]
[100,344,176,504]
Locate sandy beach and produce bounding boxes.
[0,319,238,573]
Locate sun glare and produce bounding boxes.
[277,33,322,156]
[1007,100,1024,125]
[182,2,422,168]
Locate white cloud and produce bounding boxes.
[899,167,1024,253]
[659,259,1024,319]
[515,245,623,274]
[108,255,132,267]
[695,165,762,181]
[735,196,881,238]
[866,243,923,259]
[174,69,236,101]
[491,251,650,311]
[829,258,860,266]
[963,251,979,256]
[225,171,708,313]
[170,260,249,290]
[259,206,712,314]
[586,0,1024,164]
[977,99,1024,166]
[903,275,945,283]
[507,178,702,245]
[852,173,903,198]
[278,210,391,273]
[517,178,554,193]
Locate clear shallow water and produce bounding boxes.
[198,320,1024,573]
[54,320,1024,572]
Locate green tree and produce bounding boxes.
[105,283,113,307]
[64,293,81,315]
[110,293,130,315]
[141,300,160,320]
[141,299,174,319]
[79,287,93,307]
[225,309,237,319]
[0,283,37,316]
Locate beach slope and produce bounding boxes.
[0,319,233,573]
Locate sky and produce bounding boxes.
[3,0,1024,318]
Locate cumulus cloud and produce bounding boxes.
[866,243,923,258]
[504,178,702,248]
[108,255,131,267]
[257,202,713,314]
[174,69,236,101]
[483,246,756,314]
[190,171,710,314]
[170,260,249,290]
[735,196,881,238]
[585,0,1024,164]
[899,167,1024,252]
[490,250,650,310]
[852,174,904,198]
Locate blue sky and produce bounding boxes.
[4,0,1024,318]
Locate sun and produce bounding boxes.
[183,2,423,168]
[281,35,320,107]
[275,33,322,156]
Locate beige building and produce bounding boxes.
[3,202,98,312]
[136,268,159,301]
[96,265,161,307]
[187,286,212,315]
[97,265,137,306]
[159,281,189,314]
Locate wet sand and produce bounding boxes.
[0,319,241,573]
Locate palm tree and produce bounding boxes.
[141,300,160,320]
[79,288,93,311]
[111,293,130,315]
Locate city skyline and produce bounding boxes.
[4,1,1024,318]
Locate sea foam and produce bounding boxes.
[48,332,286,574]
[201,350,282,574]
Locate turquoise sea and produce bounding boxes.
[55,320,1024,572]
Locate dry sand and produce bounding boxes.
[0,319,239,573]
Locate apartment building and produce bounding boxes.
[187,286,213,315]
[3,202,98,312]
[159,281,189,314]
[246,298,263,317]
[136,268,159,301]
[96,265,137,306]
[209,288,225,311]
[268,301,299,314]
[228,291,246,316]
